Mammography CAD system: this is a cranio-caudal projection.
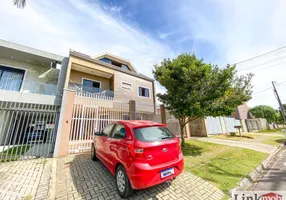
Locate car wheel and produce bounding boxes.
[116,165,133,198]
[91,143,98,161]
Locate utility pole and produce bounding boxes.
[272,81,286,122]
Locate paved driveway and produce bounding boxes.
[0,154,224,200]
[52,154,224,200]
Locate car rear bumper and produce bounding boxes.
[128,153,184,189]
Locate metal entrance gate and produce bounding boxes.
[68,92,129,154]
[0,101,60,162]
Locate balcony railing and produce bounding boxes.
[0,78,57,96]
[68,83,114,98]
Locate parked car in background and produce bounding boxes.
[91,120,184,198]
[24,130,47,143]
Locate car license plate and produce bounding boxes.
[160,167,174,178]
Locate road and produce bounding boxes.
[253,147,286,191]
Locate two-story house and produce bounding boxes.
[65,50,156,114]
[54,50,156,155]
[0,39,68,160]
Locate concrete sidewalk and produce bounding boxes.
[252,148,286,191]
[194,137,277,154]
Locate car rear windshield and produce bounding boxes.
[133,126,175,142]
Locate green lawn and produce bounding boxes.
[212,133,285,147]
[183,139,268,199]
[258,128,285,134]
[0,145,30,162]
[261,136,285,146]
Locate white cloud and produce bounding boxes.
[173,0,286,109]
[0,0,173,80]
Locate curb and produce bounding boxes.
[228,144,285,195]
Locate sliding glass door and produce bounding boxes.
[0,66,25,91]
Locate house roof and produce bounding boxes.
[0,39,64,63]
[69,50,154,82]
[93,52,138,73]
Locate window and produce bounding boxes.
[138,86,150,97]
[102,124,114,136]
[121,82,132,90]
[82,79,100,93]
[121,64,130,71]
[111,124,126,139]
[136,115,142,120]
[99,58,112,64]
[133,126,175,142]
[123,114,130,120]
[0,66,25,91]
[123,114,142,120]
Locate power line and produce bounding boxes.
[234,46,286,65]
[237,57,286,72]
[252,80,286,95]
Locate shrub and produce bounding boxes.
[230,132,236,136]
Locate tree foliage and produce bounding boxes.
[249,105,279,123]
[13,0,26,8]
[153,53,253,147]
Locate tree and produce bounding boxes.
[153,53,253,147]
[13,0,26,8]
[249,105,280,123]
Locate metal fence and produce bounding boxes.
[68,91,130,154]
[206,116,241,135]
[0,101,60,162]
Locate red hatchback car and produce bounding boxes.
[91,120,184,198]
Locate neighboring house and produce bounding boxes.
[0,39,67,156]
[64,50,156,113]
[0,39,67,105]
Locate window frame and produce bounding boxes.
[138,85,151,98]
[82,78,101,89]
[121,81,132,90]
[0,64,27,92]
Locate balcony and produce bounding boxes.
[0,78,58,105]
[0,78,57,95]
[68,83,114,98]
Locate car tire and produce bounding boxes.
[91,143,98,161]
[115,165,133,198]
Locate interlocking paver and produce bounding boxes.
[0,158,52,200]
[51,154,224,200]
[0,153,225,200]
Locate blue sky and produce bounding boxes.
[1,0,286,108]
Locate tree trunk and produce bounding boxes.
[179,122,186,148]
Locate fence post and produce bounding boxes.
[160,104,167,125]
[129,100,136,120]
[54,89,76,157]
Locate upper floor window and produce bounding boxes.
[99,57,131,71]
[121,64,130,71]
[99,58,112,64]
[0,66,25,92]
[121,82,132,90]
[138,86,150,98]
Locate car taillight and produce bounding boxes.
[128,145,145,158]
